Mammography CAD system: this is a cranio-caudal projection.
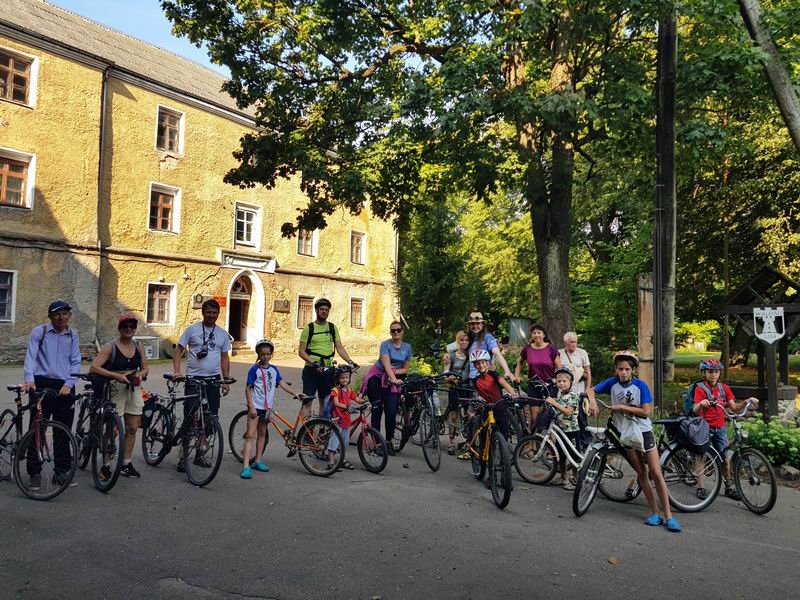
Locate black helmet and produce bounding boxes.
[314,298,332,310]
[554,367,574,381]
[335,365,352,378]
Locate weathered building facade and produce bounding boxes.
[0,0,397,360]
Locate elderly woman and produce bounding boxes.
[558,331,591,395]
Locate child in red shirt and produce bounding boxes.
[471,349,518,439]
[327,366,365,470]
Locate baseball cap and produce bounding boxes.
[117,313,138,327]
[48,300,72,314]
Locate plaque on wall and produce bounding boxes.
[273,299,290,313]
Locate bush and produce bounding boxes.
[408,355,437,377]
[742,416,800,469]
[674,320,721,350]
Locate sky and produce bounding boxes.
[49,0,229,76]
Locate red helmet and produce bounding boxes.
[699,358,723,371]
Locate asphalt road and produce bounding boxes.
[1,360,799,600]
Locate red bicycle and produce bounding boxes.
[345,403,389,474]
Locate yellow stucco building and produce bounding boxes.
[0,0,398,360]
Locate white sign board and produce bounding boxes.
[753,307,785,344]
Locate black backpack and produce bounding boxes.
[673,416,711,455]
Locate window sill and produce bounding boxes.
[297,253,317,258]
[155,149,183,159]
[0,203,31,210]
[148,229,179,235]
[350,261,366,266]
[0,97,34,110]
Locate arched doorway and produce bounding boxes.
[226,271,265,350]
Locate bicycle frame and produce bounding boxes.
[540,420,585,470]
[465,403,496,464]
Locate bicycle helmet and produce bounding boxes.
[255,338,274,352]
[613,350,638,367]
[554,367,574,381]
[314,298,332,310]
[334,364,353,377]
[470,349,491,363]
[699,358,723,371]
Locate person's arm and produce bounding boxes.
[381,354,400,385]
[298,340,316,366]
[395,359,410,376]
[613,402,652,419]
[245,385,256,418]
[585,386,599,416]
[498,376,518,397]
[220,351,231,395]
[22,328,42,392]
[278,379,297,397]
[553,352,562,369]
[513,355,523,385]
[583,365,592,389]
[491,346,512,379]
[138,343,149,380]
[90,345,129,383]
[693,386,709,414]
[172,343,186,376]
[546,398,574,416]
[64,331,82,394]
[334,339,356,366]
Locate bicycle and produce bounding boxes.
[460,396,513,509]
[228,392,345,477]
[344,402,388,474]
[392,373,443,471]
[140,383,178,468]
[1,386,78,500]
[71,373,125,493]
[151,374,232,487]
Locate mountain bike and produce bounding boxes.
[71,373,125,493]
[2,386,78,500]
[228,393,345,477]
[344,402,389,473]
[393,374,443,471]
[460,396,513,509]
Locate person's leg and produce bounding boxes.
[327,422,341,465]
[254,419,268,462]
[123,414,140,461]
[383,391,400,442]
[643,445,675,523]
[626,448,661,517]
[241,414,258,471]
[301,367,319,418]
[367,377,384,432]
[51,393,75,475]
[492,402,510,440]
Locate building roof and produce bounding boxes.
[0,0,254,119]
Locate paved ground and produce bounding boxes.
[2,360,799,599]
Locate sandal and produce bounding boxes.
[724,486,741,501]
[644,513,663,527]
[340,461,355,470]
[562,480,576,491]
[447,445,456,455]
[456,451,471,460]
[696,487,707,500]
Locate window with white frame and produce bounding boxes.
[297,295,314,328]
[148,183,181,233]
[146,283,175,324]
[297,229,318,257]
[235,202,261,248]
[350,298,365,329]
[156,106,184,155]
[0,148,35,208]
[350,231,365,265]
[0,270,16,322]
[0,48,38,107]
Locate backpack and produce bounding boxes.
[674,416,711,455]
[306,322,337,362]
[322,394,334,419]
[682,381,720,415]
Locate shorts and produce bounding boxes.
[327,424,348,453]
[709,427,732,460]
[110,382,144,416]
[642,431,656,452]
[255,408,272,423]
[302,365,334,401]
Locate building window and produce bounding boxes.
[350,298,364,329]
[146,284,174,324]
[297,295,314,328]
[297,229,318,257]
[351,231,365,265]
[235,203,261,248]
[148,183,181,233]
[0,50,33,105]
[0,270,16,322]
[156,106,184,154]
[0,157,28,207]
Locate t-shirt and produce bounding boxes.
[520,344,559,382]
[178,322,231,377]
[555,391,580,433]
[375,340,412,372]
[246,363,283,410]
[474,371,503,404]
[693,381,734,429]
[558,347,591,394]
[467,334,499,379]
[330,386,358,428]
[299,321,338,366]
[594,376,653,433]
[447,351,470,383]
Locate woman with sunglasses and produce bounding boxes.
[90,313,150,479]
[362,321,412,454]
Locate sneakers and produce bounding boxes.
[644,513,663,527]
[252,461,270,472]
[29,474,42,491]
[724,485,741,501]
[121,463,141,478]
[240,466,252,479]
[52,471,77,488]
[665,517,682,533]
[286,448,297,458]
[99,465,112,481]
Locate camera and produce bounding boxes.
[196,346,209,360]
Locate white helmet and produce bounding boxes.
[470,349,491,363]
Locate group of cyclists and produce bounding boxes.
[8,296,769,532]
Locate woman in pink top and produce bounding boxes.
[513,323,561,425]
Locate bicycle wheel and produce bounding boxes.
[74,412,92,470]
[392,404,409,452]
[661,447,721,513]
[91,411,124,493]
[228,409,249,463]
[357,426,388,474]
[598,448,641,502]
[420,408,441,472]
[573,447,604,517]
[0,409,16,481]
[734,448,777,515]
[468,421,486,481]
[141,407,173,467]
[13,419,78,501]
[513,434,558,485]
[489,431,513,509]
[184,413,224,487]
[297,418,344,477]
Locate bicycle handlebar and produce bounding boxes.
[724,399,755,420]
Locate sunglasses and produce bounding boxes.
[390,328,403,333]
[119,323,137,330]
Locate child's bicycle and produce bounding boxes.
[228,393,345,477]
[340,402,389,474]
[460,396,513,509]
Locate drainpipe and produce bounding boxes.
[94,66,109,349]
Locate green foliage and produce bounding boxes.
[742,416,800,469]
[674,320,722,349]
[408,355,437,377]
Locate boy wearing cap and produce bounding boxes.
[90,313,150,478]
[22,300,82,489]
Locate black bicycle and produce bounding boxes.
[72,373,125,493]
[1,386,78,500]
[393,373,444,471]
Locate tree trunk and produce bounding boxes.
[738,0,800,152]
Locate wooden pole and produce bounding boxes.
[764,343,779,419]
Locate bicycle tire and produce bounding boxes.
[468,419,486,481]
[228,409,249,463]
[734,448,777,515]
[513,434,558,485]
[13,419,78,501]
[573,447,604,517]
[0,409,16,480]
[598,448,641,502]
[357,426,388,474]
[392,404,409,452]
[74,408,92,470]
[141,407,173,467]
[91,411,124,493]
[489,431,512,509]
[420,408,441,472]
[184,414,224,487]
[661,447,721,513]
[297,418,344,477]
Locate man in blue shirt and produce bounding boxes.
[22,300,82,489]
